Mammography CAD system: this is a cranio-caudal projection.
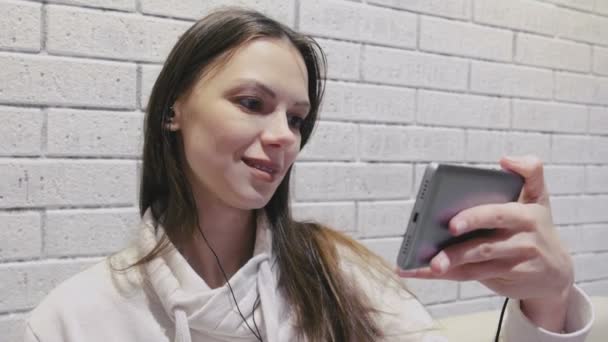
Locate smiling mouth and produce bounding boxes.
[241,158,278,180]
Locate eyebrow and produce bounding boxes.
[233,79,311,108]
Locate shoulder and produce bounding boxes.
[27,249,147,334]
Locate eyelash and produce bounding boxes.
[237,96,306,130]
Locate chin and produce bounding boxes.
[235,188,273,210]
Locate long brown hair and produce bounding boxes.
[127,8,398,341]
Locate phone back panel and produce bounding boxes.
[397,163,524,270]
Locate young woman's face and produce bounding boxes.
[171,37,310,210]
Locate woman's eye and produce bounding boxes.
[238,97,263,112]
[288,115,305,130]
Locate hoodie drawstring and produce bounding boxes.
[174,309,192,342]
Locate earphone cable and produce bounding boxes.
[494,297,509,342]
[195,221,263,342]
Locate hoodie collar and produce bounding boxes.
[137,208,289,342]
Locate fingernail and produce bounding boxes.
[453,219,467,234]
[433,252,450,274]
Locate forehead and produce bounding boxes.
[200,37,310,100]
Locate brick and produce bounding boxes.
[515,34,591,72]
[47,5,191,63]
[470,61,553,99]
[0,211,41,261]
[574,252,608,281]
[427,296,503,319]
[140,0,204,20]
[417,90,510,129]
[460,281,495,299]
[367,0,470,20]
[404,278,458,305]
[590,136,608,164]
[0,314,26,342]
[0,106,43,156]
[298,121,357,161]
[545,0,594,11]
[512,100,587,133]
[579,223,608,252]
[140,64,163,110]
[45,0,135,11]
[420,16,512,62]
[557,8,608,45]
[316,38,360,81]
[200,0,296,27]
[359,237,401,265]
[551,135,591,164]
[363,46,468,90]
[473,0,557,36]
[360,125,465,162]
[586,166,608,193]
[593,47,608,76]
[466,131,551,163]
[589,106,608,134]
[597,0,608,15]
[0,160,137,208]
[47,109,143,157]
[0,0,41,52]
[320,81,415,123]
[357,200,414,238]
[0,53,136,108]
[0,259,97,312]
[545,165,586,195]
[45,208,138,257]
[556,72,608,105]
[294,163,412,201]
[551,195,608,224]
[578,279,608,296]
[300,0,416,48]
[292,202,356,233]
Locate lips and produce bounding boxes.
[242,157,281,175]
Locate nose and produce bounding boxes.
[261,110,298,148]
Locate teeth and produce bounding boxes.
[248,162,273,174]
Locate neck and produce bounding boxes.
[180,201,257,289]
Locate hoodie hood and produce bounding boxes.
[137,208,296,342]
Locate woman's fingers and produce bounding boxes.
[449,202,540,236]
[398,259,520,282]
[429,232,538,273]
[499,155,551,206]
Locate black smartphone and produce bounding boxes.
[396,163,524,270]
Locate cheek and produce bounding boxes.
[286,144,301,165]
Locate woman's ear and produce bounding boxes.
[165,101,183,132]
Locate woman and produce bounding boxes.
[24,8,592,342]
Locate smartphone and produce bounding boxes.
[396,163,524,270]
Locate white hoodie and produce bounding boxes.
[24,209,593,342]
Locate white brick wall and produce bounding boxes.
[1,0,607,334]
[0,0,41,52]
[473,0,558,36]
[420,16,513,62]
[515,33,591,72]
[0,106,43,156]
[594,46,608,75]
[471,61,554,99]
[417,90,510,128]
[46,5,192,62]
[362,46,469,90]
